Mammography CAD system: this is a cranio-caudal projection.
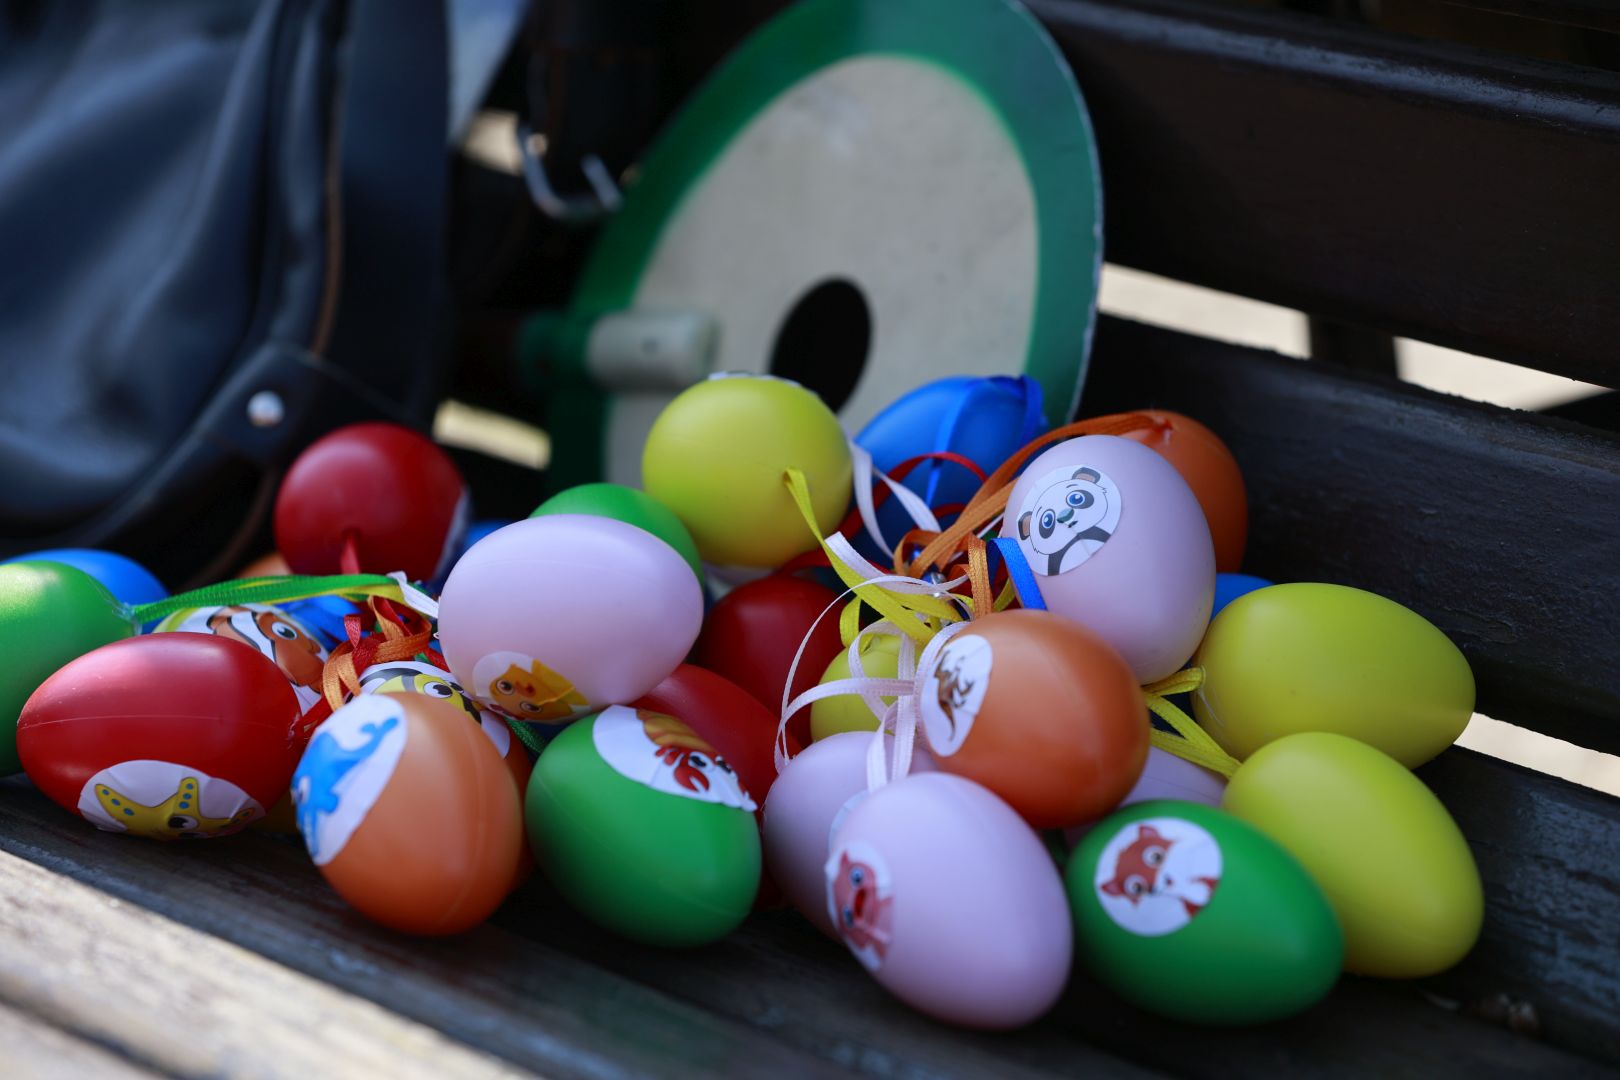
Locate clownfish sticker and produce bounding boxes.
[1015,465,1122,577]
[591,705,756,812]
[1093,816,1222,937]
[825,841,894,971]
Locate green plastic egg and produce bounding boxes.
[1222,732,1483,978]
[0,562,135,775]
[530,482,705,586]
[525,706,761,946]
[809,634,902,741]
[1066,800,1342,1024]
[1194,582,1474,766]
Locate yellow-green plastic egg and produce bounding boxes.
[809,634,902,741]
[1222,731,1483,978]
[1194,583,1473,766]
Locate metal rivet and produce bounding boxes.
[247,391,285,428]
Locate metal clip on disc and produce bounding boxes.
[516,120,623,225]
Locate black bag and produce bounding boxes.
[0,0,451,586]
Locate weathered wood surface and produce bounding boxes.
[0,998,163,1080]
[1,767,1612,1076]
[1032,0,1620,386]
[1082,315,1620,756]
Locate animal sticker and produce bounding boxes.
[591,705,757,812]
[292,696,408,865]
[76,760,261,840]
[824,841,894,971]
[358,657,511,758]
[919,632,993,757]
[1015,465,1122,577]
[471,650,592,728]
[154,603,329,713]
[1093,817,1223,937]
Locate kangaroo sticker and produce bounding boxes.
[825,841,894,971]
[592,705,756,811]
[1094,816,1223,937]
[292,696,408,865]
[77,761,261,840]
[1015,465,1122,576]
[919,633,993,757]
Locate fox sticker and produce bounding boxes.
[1093,816,1222,936]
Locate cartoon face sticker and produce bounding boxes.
[1093,817,1223,936]
[471,650,593,726]
[591,705,757,812]
[919,632,993,757]
[77,760,262,840]
[154,604,329,713]
[292,695,408,865]
[1015,465,1123,576]
[358,658,510,758]
[825,842,894,971]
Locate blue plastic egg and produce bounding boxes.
[3,548,166,606]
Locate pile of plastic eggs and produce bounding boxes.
[0,372,1482,1030]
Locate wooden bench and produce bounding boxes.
[5,0,1618,1074]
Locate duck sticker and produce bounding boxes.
[1094,817,1223,937]
[471,650,592,728]
[76,760,261,840]
[358,657,511,759]
[154,603,329,713]
[1015,465,1122,576]
[825,841,894,971]
[591,705,757,812]
[919,632,993,757]
[292,696,408,865]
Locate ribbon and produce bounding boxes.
[129,572,434,626]
[1139,667,1242,778]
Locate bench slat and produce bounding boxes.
[1033,0,1620,386]
[1083,315,1620,755]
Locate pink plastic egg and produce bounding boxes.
[1000,435,1214,682]
[1064,746,1228,849]
[826,772,1071,1029]
[763,732,933,937]
[437,516,704,726]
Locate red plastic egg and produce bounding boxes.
[17,634,302,839]
[693,574,843,747]
[293,693,523,934]
[1118,410,1248,573]
[274,422,469,578]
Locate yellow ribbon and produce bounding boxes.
[1140,667,1242,778]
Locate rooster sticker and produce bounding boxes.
[825,841,894,971]
[76,760,262,840]
[1093,817,1223,936]
[591,705,756,811]
[919,632,993,757]
[1015,465,1122,576]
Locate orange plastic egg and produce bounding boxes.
[917,610,1149,829]
[1118,410,1247,573]
[292,694,523,934]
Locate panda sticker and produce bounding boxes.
[1014,465,1122,576]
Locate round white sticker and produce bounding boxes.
[78,761,261,840]
[825,840,894,972]
[1093,816,1223,937]
[1014,464,1122,576]
[919,633,993,757]
[591,705,757,812]
[292,695,409,865]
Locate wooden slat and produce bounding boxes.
[1082,315,1620,754]
[0,999,162,1080]
[1031,0,1620,386]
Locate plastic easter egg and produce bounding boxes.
[916,611,1148,828]
[0,562,135,775]
[1000,435,1214,682]
[237,552,291,577]
[294,694,523,934]
[2,548,166,605]
[437,515,704,734]
[763,731,932,936]
[826,772,1070,1029]
[274,422,469,579]
[1067,800,1342,1024]
[1212,572,1271,621]
[1222,732,1482,977]
[18,634,301,838]
[1118,411,1247,573]
[633,663,802,814]
[278,593,363,650]
[1063,747,1228,850]
[525,706,761,946]
[430,518,510,591]
[693,573,843,746]
[642,375,853,568]
[532,483,704,585]
[809,633,902,741]
[154,603,329,719]
[1195,583,1474,767]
